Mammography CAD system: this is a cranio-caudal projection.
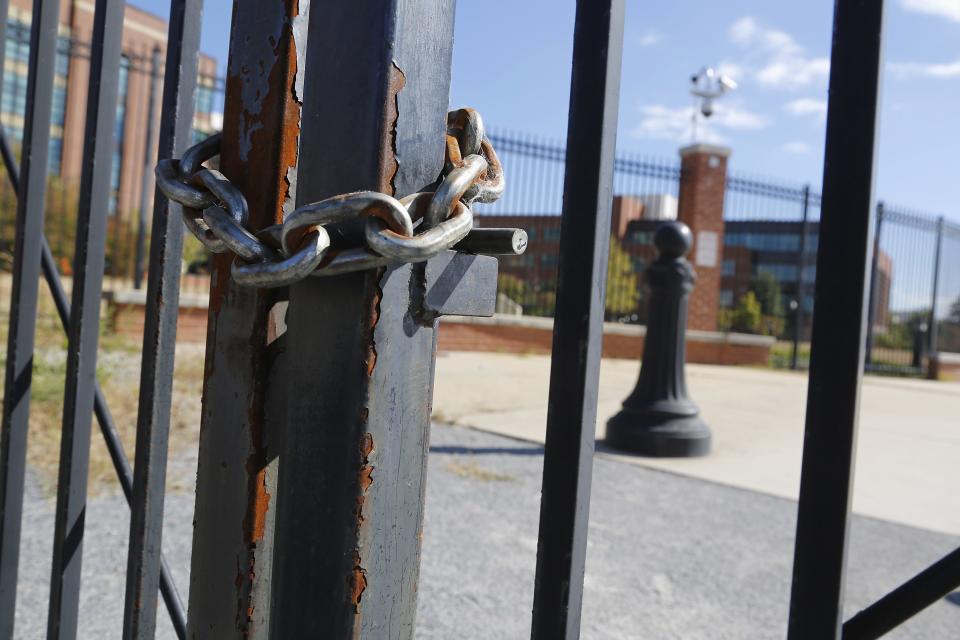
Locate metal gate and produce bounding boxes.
[0,0,955,638]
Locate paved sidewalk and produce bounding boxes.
[433,351,960,535]
[12,425,960,639]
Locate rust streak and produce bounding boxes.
[348,51,404,633]
[379,62,406,197]
[203,0,304,635]
[351,433,375,609]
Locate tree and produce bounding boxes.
[950,296,960,323]
[728,291,763,334]
[605,235,640,319]
[497,273,556,317]
[749,269,784,317]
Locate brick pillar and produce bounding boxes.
[677,144,731,331]
[610,195,644,240]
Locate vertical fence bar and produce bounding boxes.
[792,184,811,370]
[0,0,61,634]
[122,1,202,637]
[530,1,624,638]
[927,216,944,359]
[268,1,456,635]
[185,0,304,635]
[0,126,187,635]
[133,46,161,291]
[864,201,884,367]
[46,0,125,636]
[787,1,886,637]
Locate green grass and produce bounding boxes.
[0,280,205,496]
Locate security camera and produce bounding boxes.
[719,75,738,92]
[700,99,714,118]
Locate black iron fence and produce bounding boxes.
[475,131,960,376]
[0,18,223,299]
[5,17,955,379]
[481,131,679,323]
[0,0,954,638]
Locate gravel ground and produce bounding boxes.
[12,423,960,639]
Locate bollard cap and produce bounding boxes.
[654,221,692,260]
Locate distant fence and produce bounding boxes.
[474,130,960,376]
[481,131,680,324]
[0,19,222,299]
[1,118,958,376]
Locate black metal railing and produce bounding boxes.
[475,130,959,376]
[0,17,223,297]
[0,0,955,638]
[0,0,200,635]
[479,131,680,325]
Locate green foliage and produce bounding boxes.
[182,232,211,272]
[497,273,556,317]
[0,175,143,279]
[725,291,763,334]
[750,269,784,317]
[497,236,644,320]
[874,310,929,350]
[605,235,640,317]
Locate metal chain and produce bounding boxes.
[155,108,507,288]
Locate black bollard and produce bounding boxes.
[606,221,711,457]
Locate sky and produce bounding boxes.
[135,0,960,222]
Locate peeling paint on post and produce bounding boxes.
[187,1,306,636]
[267,1,457,636]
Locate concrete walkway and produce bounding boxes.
[433,351,960,535]
[13,425,960,639]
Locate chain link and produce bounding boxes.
[155,108,511,289]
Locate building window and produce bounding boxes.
[47,137,63,176]
[632,230,653,245]
[722,259,735,276]
[755,263,799,283]
[2,19,30,152]
[51,86,67,127]
[543,227,562,242]
[725,231,801,252]
[720,290,734,307]
[109,57,131,215]
[196,85,215,115]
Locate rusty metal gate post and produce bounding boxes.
[180,1,500,636]
[185,1,304,636]
[268,2,470,636]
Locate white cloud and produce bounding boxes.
[901,0,960,22]
[727,16,830,90]
[717,105,770,130]
[631,102,769,144]
[717,61,745,84]
[635,30,664,47]
[888,59,960,78]
[782,141,811,154]
[729,17,758,44]
[783,98,827,120]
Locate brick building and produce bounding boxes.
[2,0,219,218]
[720,221,892,330]
[477,194,894,338]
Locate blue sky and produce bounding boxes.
[137,0,960,221]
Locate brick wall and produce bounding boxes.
[677,144,730,331]
[110,302,210,344]
[929,353,960,381]
[435,319,772,366]
[107,303,773,366]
